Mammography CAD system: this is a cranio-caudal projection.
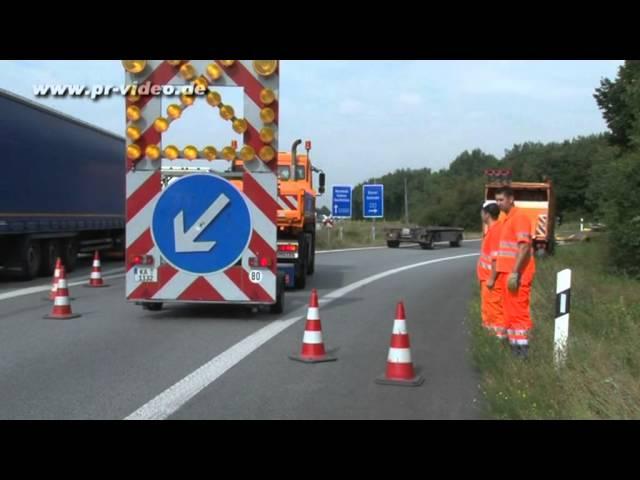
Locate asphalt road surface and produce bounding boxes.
[0,242,482,419]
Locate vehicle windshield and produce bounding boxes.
[277,165,306,181]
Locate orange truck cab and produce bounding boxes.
[484,169,556,257]
[275,140,326,289]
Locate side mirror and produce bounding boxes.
[319,172,326,195]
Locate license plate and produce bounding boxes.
[134,267,157,283]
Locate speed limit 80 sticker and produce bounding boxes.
[249,270,263,284]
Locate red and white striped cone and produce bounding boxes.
[43,257,62,301]
[43,266,81,320]
[375,301,424,386]
[289,289,337,363]
[85,250,109,288]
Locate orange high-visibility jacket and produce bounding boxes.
[496,206,536,276]
[477,221,502,282]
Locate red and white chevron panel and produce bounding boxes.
[277,194,299,210]
[125,60,279,304]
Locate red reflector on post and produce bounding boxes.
[131,255,154,266]
[259,257,271,268]
[249,257,272,268]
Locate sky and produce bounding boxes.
[0,60,623,207]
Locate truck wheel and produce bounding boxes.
[62,239,79,272]
[307,234,315,275]
[270,273,285,314]
[142,302,163,311]
[19,237,42,280]
[420,240,434,250]
[40,240,61,276]
[387,241,400,248]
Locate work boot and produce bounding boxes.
[511,345,529,359]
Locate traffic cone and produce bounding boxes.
[289,289,337,363]
[375,301,424,386]
[43,266,81,319]
[85,250,109,288]
[43,257,62,301]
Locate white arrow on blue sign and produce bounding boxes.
[151,174,252,275]
[363,184,384,219]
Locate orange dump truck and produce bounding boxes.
[484,169,556,256]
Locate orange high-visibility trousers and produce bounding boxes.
[480,280,506,338]
[499,272,534,346]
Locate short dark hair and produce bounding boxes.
[495,186,514,198]
[483,203,500,220]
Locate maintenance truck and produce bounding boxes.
[275,139,325,289]
[483,168,556,256]
[0,89,125,280]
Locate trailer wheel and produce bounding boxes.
[40,240,61,276]
[387,241,400,248]
[19,237,42,280]
[62,239,79,272]
[270,273,285,314]
[142,302,163,311]
[450,235,463,248]
[420,239,434,250]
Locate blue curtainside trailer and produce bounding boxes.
[0,89,125,279]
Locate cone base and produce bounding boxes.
[43,313,82,320]
[84,283,110,288]
[42,297,76,301]
[375,374,425,387]
[289,352,337,364]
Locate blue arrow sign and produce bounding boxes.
[363,184,384,219]
[151,174,252,275]
[332,185,352,218]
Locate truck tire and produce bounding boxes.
[142,302,163,311]
[387,241,400,248]
[40,240,61,276]
[420,239,434,250]
[307,233,315,275]
[269,273,285,314]
[61,238,79,272]
[450,235,463,248]
[19,237,42,280]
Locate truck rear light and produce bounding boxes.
[131,255,154,266]
[249,256,273,268]
[278,244,298,253]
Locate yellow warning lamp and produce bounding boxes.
[259,88,276,105]
[126,105,141,121]
[203,146,217,161]
[259,127,275,144]
[240,145,256,161]
[220,60,235,67]
[180,93,196,106]
[222,146,236,161]
[232,118,248,134]
[183,145,199,161]
[145,144,161,161]
[179,63,197,81]
[126,125,142,141]
[206,63,222,81]
[194,76,209,91]
[163,145,180,160]
[167,104,182,119]
[260,107,275,124]
[220,105,235,121]
[259,145,276,162]
[153,117,169,133]
[206,91,222,107]
[253,60,278,77]
[127,144,142,160]
[122,60,146,74]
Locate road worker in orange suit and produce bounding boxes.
[477,201,506,339]
[494,186,536,359]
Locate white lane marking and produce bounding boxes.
[125,252,479,420]
[0,268,126,302]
